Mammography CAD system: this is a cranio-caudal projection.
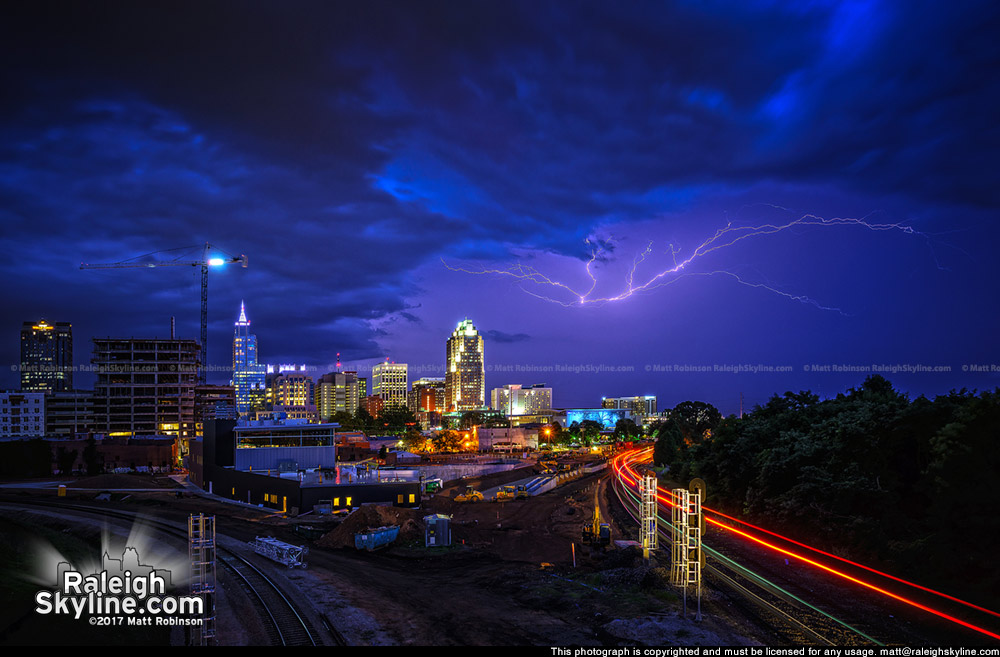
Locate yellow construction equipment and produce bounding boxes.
[515,484,530,500]
[493,485,516,502]
[455,485,484,503]
[582,485,611,550]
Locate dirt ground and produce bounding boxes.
[0,465,761,646]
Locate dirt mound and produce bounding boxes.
[316,505,425,549]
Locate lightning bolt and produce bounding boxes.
[443,209,918,310]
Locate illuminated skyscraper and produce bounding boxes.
[445,319,485,412]
[372,362,407,407]
[20,320,73,392]
[315,370,359,420]
[232,302,266,415]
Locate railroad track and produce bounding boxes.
[0,499,333,646]
[608,474,881,646]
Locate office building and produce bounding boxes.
[445,319,485,412]
[232,302,267,415]
[491,383,552,417]
[91,337,199,439]
[20,320,73,392]
[266,365,314,408]
[372,362,407,407]
[601,395,657,415]
[315,370,360,420]
[408,377,446,413]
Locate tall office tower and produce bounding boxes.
[491,383,553,417]
[315,370,360,421]
[20,320,73,392]
[372,362,407,407]
[92,337,199,439]
[408,377,446,414]
[357,377,367,402]
[445,319,485,412]
[601,395,657,415]
[232,302,266,415]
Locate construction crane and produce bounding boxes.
[81,243,248,384]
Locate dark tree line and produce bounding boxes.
[653,376,1000,604]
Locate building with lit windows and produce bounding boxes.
[491,383,552,417]
[409,377,446,429]
[445,319,485,412]
[265,365,314,408]
[91,336,199,440]
[231,302,266,415]
[20,320,73,392]
[315,371,360,420]
[601,395,657,415]
[408,377,445,413]
[372,362,407,407]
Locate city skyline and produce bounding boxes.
[1,3,998,415]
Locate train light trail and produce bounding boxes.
[619,447,1000,622]
[612,449,1000,642]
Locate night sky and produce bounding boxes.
[2,1,998,413]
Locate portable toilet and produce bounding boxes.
[424,514,452,547]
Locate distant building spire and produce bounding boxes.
[236,300,249,326]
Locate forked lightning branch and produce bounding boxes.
[35,569,203,624]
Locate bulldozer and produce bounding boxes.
[455,485,485,503]
[515,484,530,500]
[581,485,611,551]
[492,485,516,502]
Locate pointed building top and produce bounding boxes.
[236,300,250,326]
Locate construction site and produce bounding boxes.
[0,447,982,647]
[0,447,761,647]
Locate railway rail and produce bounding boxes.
[609,470,882,646]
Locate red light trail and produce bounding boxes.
[612,448,1000,642]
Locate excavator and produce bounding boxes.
[581,484,611,551]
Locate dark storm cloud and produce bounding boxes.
[1,0,997,390]
[484,330,531,344]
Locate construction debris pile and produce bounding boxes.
[317,505,425,549]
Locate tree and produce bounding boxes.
[459,411,485,430]
[653,420,683,468]
[432,430,464,453]
[354,405,374,434]
[579,420,602,445]
[612,418,640,442]
[670,401,722,446]
[56,446,78,475]
[82,436,102,476]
